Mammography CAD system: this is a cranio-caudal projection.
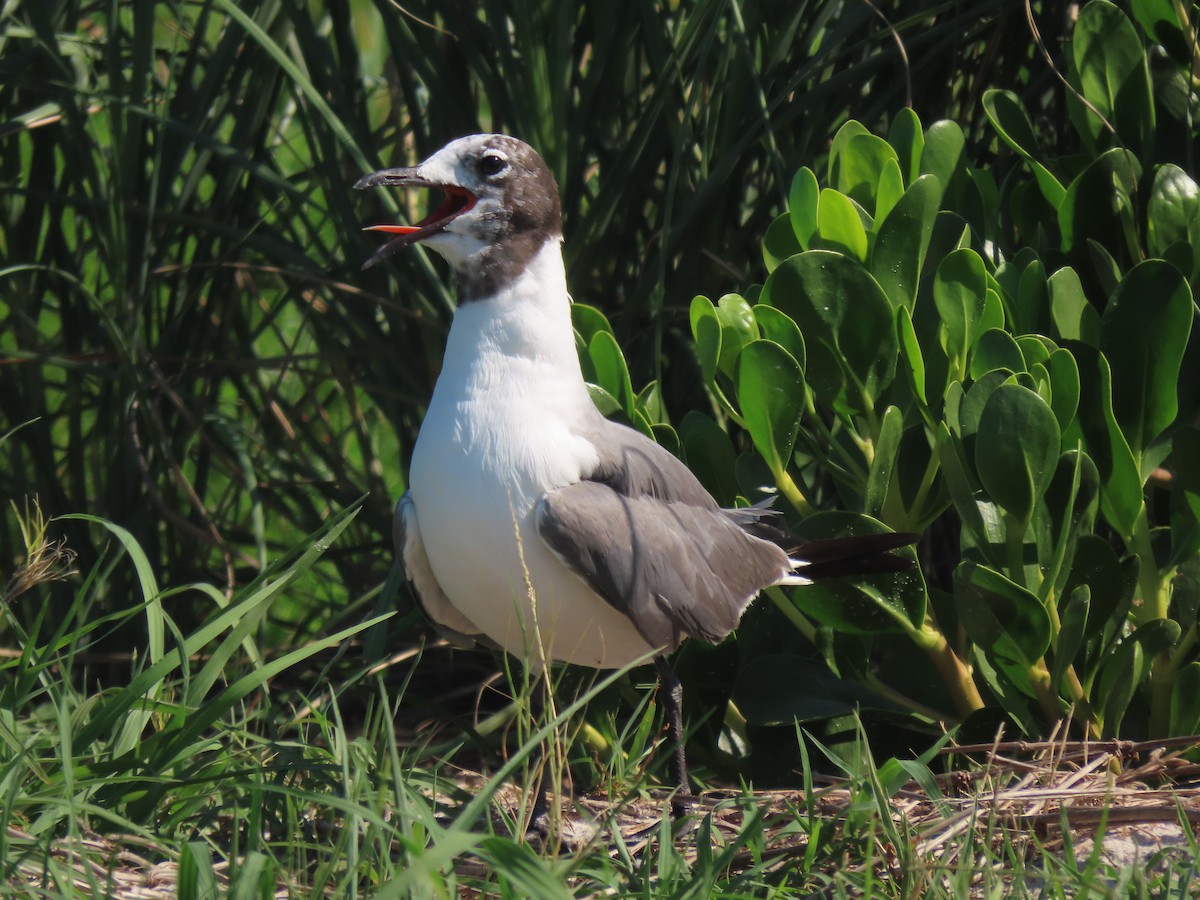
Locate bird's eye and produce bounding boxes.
[478,152,508,177]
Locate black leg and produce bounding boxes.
[654,655,692,817]
[524,678,552,838]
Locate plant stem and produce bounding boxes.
[775,466,815,517]
[1128,504,1167,623]
[765,585,816,642]
[919,626,985,718]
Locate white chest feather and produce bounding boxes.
[406,242,654,668]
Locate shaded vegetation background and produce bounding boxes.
[2,0,1069,639]
[10,0,1200,894]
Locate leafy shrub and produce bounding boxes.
[581,0,1200,744]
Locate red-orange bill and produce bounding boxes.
[363,224,421,235]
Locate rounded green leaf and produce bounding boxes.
[737,339,805,474]
[1097,638,1144,737]
[1147,164,1200,260]
[887,107,925,184]
[816,188,869,262]
[975,384,1062,524]
[788,166,820,249]
[571,303,615,343]
[689,295,721,386]
[1050,585,1090,693]
[933,248,988,376]
[1060,148,1141,253]
[865,405,904,520]
[1048,266,1096,344]
[788,512,926,634]
[870,174,941,312]
[1044,348,1080,431]
[832,131,899,211]
[1070,0,1155,154]
[970,328,1025,379]
[954,561,1052,691]
[753,304,806,373]
[919,120,965,198]
[714,292,759,377]
[982,89,1066,207]
[680,411,740,506]
[764,212,803,272]
[1100,259,1194,459]
[762,250,897,415]
[875,158,905,222]
[588,330,634,415]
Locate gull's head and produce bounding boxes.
[355,134,562,274]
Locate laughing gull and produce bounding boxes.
[356,134,917,816]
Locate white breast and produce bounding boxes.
[407,243,657,669]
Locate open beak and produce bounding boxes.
[354,166,478,270]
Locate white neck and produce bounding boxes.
[442,238,586,388]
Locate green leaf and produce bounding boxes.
[178,843,221,900]
[1036,449,1101,600]
[761,251,897,415]
[1051,585,1090,694]
[933,248,988,377]
[1016,256,1051,338]
[1065,534,1134,641]
[689,295,722,386]
[1097,637,1144,738]
[888,107,925,184]
[752,304,806,373]
[588,330,635,415]
[919,120,965,200]
[571,303,615,344]
[1100,260,1193,459]
[1132,0,1193,63]
[831,129,899,211]
[982,89,1066,208]
[875,158,905,222]
[897,306,927,407]
[1070,0,1155,155]
[1147,164,1200,261]
[764,212,803,272]
[865,405,903,520]
[938,422,989,552]
[713,292,759,377]
[788,166,820,249]
[1048,266,1099,345]
[1060,148,1142,254]
[975,384,1062,524]
[970,328,1025,379]
[816,188,869,262]
[788,512,926,634]
[737,340,805,475]
[1063,343,1143,538]
[680,411,740,506]
[954,561,1052,694]
[870,174,941,312]
[1044,348,1081,432]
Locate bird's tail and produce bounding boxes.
[783,531,919,583]
[726,498,918,583]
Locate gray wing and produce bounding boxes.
[535,421,791,651]
[394,492,485,649]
